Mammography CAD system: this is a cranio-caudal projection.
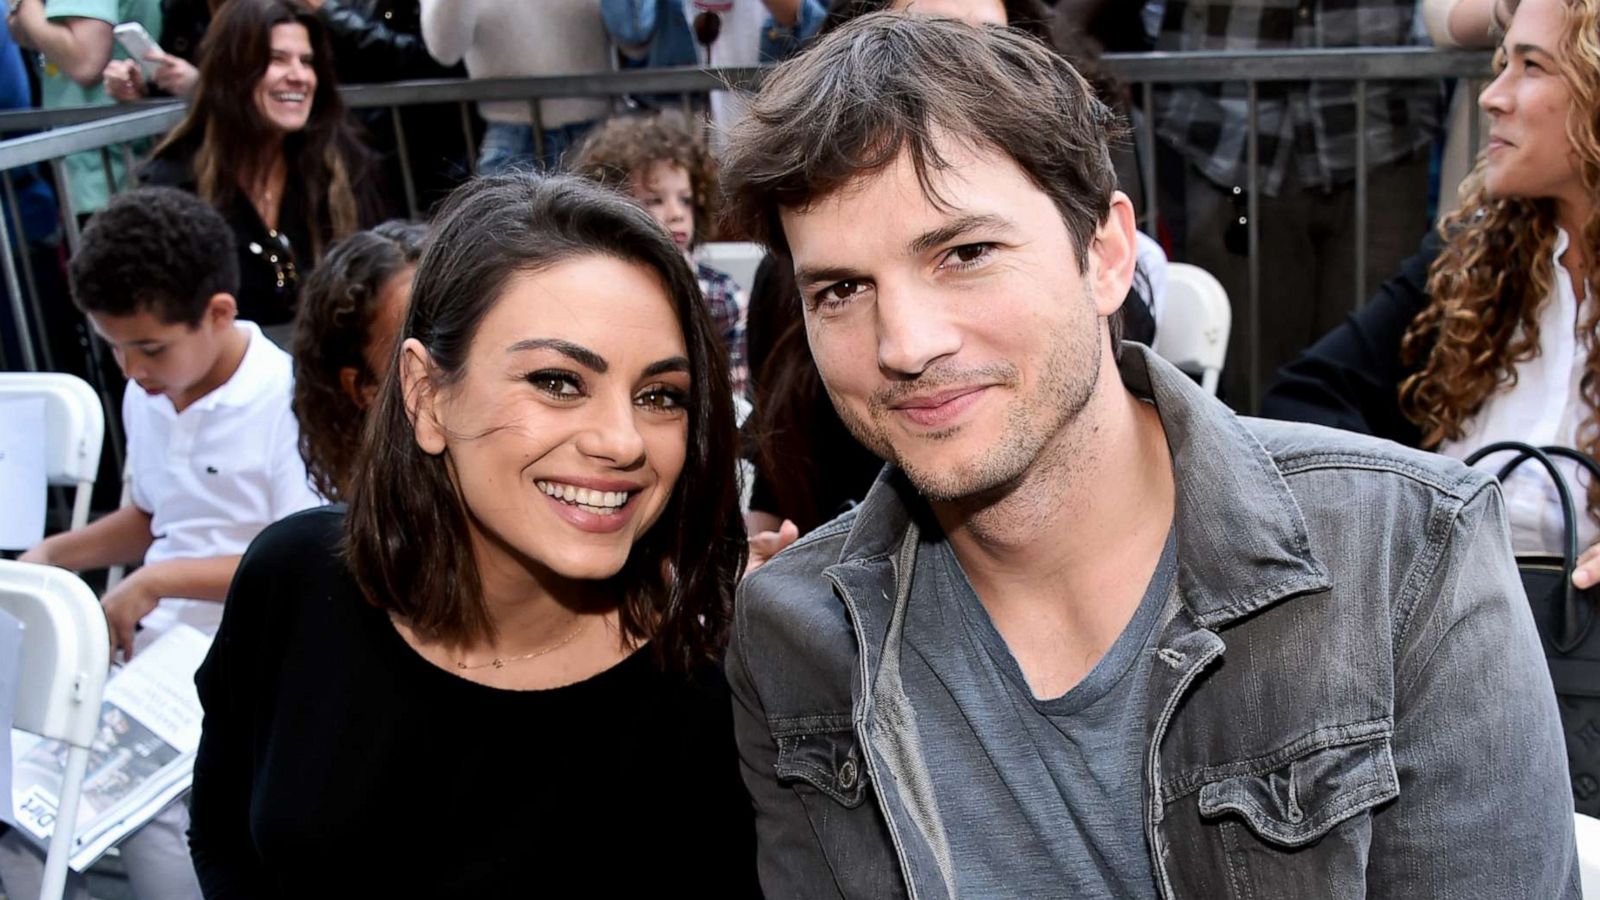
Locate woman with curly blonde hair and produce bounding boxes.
[1265,0,1600,575]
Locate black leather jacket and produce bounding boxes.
[318,0,455,83]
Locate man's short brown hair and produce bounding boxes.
[720,13,1127,271]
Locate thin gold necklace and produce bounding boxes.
[454,617,589,671]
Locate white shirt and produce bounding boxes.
[685,0,766,143]
[418,0,612,128]
[1440,229,1595,555]
[1135,231,1169,322]
[123,320,322,638]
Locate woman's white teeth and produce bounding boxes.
[536,481,630,511]
[274,92,305,102]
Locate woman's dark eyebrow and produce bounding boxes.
[506,338,608,373]
[642,356,690,378]
[1510,41,1551,58]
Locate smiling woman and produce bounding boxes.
[138,0,378,330]
[187,175,754,896]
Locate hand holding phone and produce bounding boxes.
[113,22,163,80]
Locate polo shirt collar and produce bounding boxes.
[174,320,278,415]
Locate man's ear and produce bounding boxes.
[203,292,238,330]
[399,338,447,455]
[1087,191,1139,317]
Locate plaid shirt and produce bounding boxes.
[1153,0,1442,195]
[697,261,749,397]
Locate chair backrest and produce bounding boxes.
[0,373,104,488]
[0,560,109,748]
[1577,812,1600,896]
[1152,263,1232,396]
[697,241,766,299]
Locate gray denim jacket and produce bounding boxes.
[729,345,1580,899]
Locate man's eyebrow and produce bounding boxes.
[906,213,1014,257]
[641,356,690,378]
[792,214,1016,290]
[793,263,869,291]
[505,338,608,373]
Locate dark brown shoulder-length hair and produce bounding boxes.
[292,220,428,502]
[344,174,745,673]
[149,0,367,260]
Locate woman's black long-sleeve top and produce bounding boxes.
[1258,231,1443,443]
[187,507,759,898]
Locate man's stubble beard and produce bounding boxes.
[824,295,1104,504]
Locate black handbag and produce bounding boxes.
[1464,441,1600,814]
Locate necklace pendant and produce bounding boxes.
[492,658,505,669]
[455,661,467,670]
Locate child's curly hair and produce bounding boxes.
[291,220,427,501]
[565,110,720,245]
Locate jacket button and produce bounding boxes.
[838,758,858,790]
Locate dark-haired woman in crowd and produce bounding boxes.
[291,219,425,501]
[1263,0,1600,571]
[187,174,755,895]
[139,0,378,333]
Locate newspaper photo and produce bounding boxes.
[9,624,212,871]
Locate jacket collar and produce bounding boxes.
[832,344,1331,629]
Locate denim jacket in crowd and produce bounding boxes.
[599,0,826,69]
[729,344,1580,899]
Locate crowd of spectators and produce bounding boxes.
[1,0,1598,895]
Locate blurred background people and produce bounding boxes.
[420,0,611,173]
[9,0,162,216]
[139,0,378,335]
[1263,0,1600,561]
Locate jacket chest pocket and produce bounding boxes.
[1190,734,1400,900]
[774,723,869,808]
[773,720,906,899]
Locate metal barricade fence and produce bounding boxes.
[0,49,1493,476]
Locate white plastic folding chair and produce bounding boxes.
[1152,263,1232,397]
[1575,812,1600,897]
[697,241,766,298]
[0,373,105,532]
[0,559,110,900]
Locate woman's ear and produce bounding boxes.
[399,338,447,455]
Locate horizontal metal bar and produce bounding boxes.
[1102,47,1491,83]
[0,48,1493,169]
[339,65,767,108]
[0,104,184,171]
[0,99,179,134]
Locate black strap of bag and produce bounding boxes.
[1463,441,1590,652]
[1467,442,1600,812]
[1472,441,1587,650]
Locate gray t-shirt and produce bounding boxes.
[898,527,1177,898]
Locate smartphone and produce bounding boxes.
[112,22,162,80]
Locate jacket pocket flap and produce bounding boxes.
[774,725,869,808]
[1196,735,1399,847]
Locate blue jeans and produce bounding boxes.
[478,121,596,174]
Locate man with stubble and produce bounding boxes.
[720,13,1578,899]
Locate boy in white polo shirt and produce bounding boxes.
[2,186,320,899]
